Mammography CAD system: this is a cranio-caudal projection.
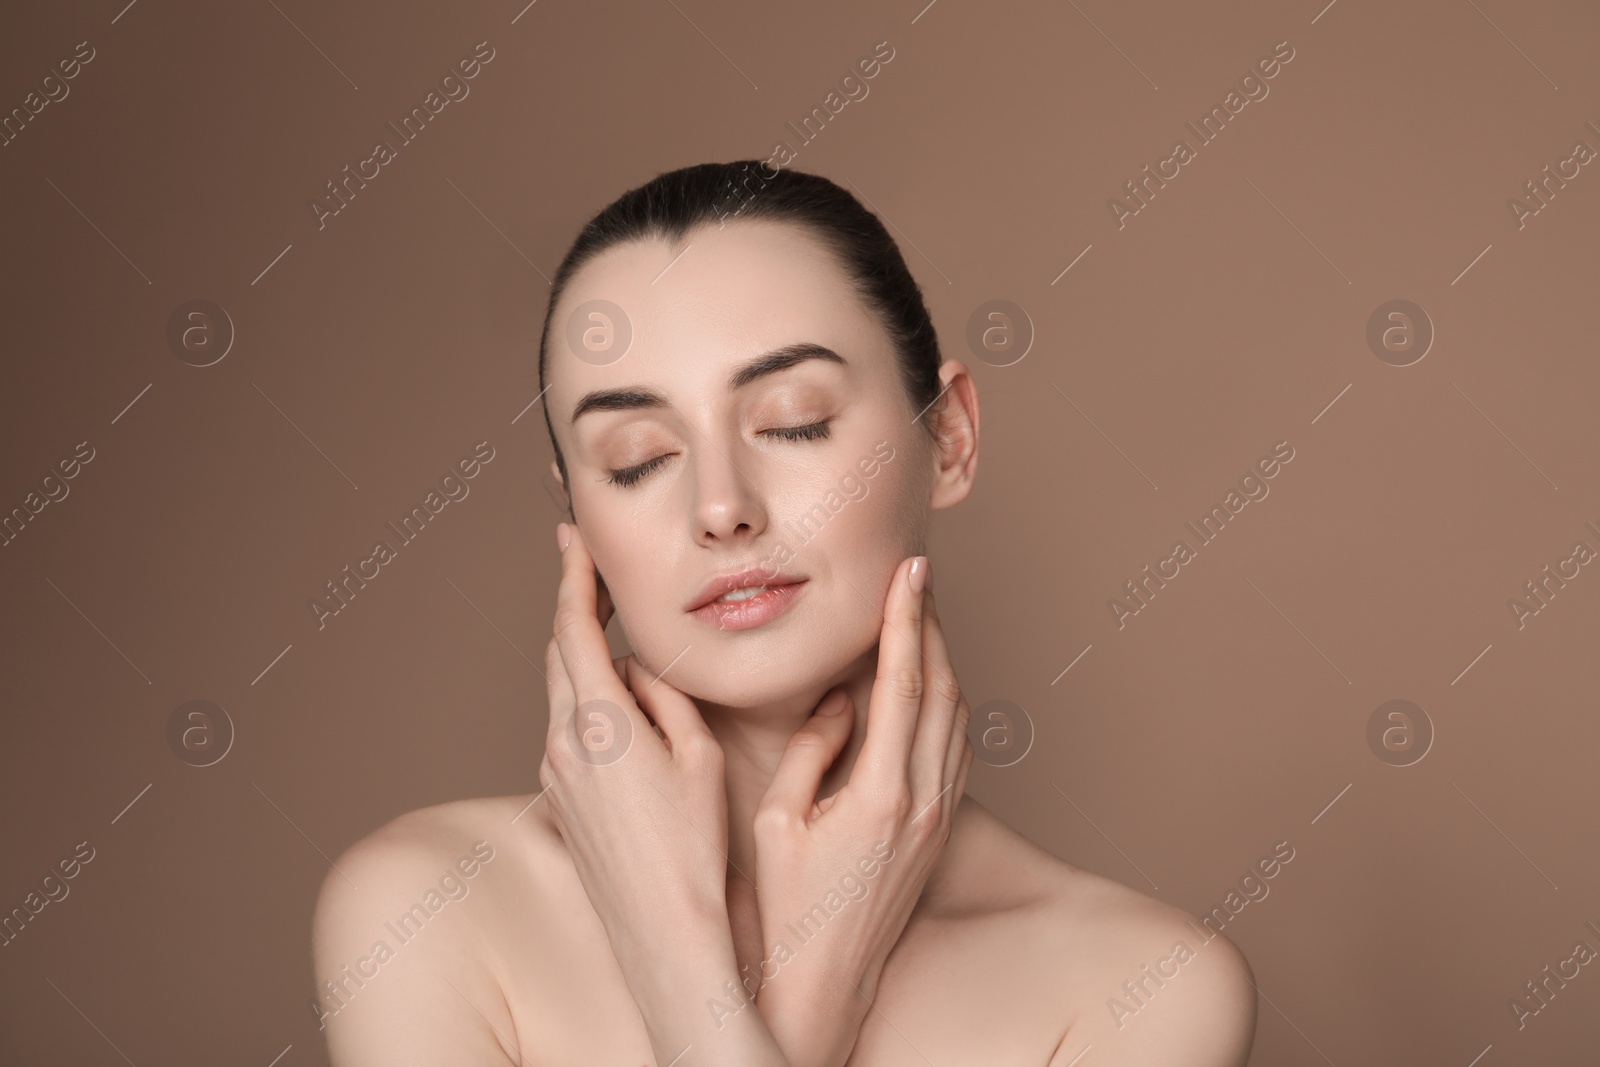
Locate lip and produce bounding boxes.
[689,580,808,631]
[686,568,808,612]
[686,567,808,631]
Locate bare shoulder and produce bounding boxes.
[311,794,531,945]
[1045,864,1257,1065]
[309,795,546,1064]
[936,799,1257,1066]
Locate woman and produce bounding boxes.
[311,161,1257,1065]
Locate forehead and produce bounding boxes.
[548,219,886,396]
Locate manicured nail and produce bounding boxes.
[556,522,571,553]
[818,689,850,716]
[908,555,928,594]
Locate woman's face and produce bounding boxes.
[546,219,934,709]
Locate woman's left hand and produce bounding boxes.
[748,556,974,1067]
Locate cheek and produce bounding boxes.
[849,451,923,550]
[812,459,924,613]
[579,528,651,635]
[781,459,913,577]
[833,485,911,567]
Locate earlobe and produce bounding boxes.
[546,459,573,519]
[928,361,979,510]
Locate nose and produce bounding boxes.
[691,433,768,546]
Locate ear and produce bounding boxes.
[928,359,979,511]
[544,459,573,518]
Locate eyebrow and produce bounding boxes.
[568,342,846,423]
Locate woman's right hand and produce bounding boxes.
[749,555,974,1067]
[537,525,741,1030]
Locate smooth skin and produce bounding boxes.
[310,218,1257,1065]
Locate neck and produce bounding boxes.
[696,645,881,884]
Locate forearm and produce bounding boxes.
[615,914,795,1066]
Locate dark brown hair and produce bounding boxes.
[537,161,945,510]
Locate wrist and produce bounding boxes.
[627,940,782,1059]
[757,1011,861,1067]
[755,977,872,1067]
[612,901,732,992]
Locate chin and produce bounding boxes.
[619,602,876,710]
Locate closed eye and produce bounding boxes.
[606,454,669,488]
[604,419,833,488]
[764,419,832,443]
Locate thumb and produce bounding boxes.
[760,688,855,826]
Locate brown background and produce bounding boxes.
[2,0,1598,1063]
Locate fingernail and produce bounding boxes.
[818,689,850,716]
[908,555,928,594]
[556,522,571,553]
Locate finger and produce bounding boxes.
[551,523,631,707]
[908,589,960,800]
[759,688,855,825]
[622,654,714,752]
[545,633,576,743]
[613,654,666,739]
[942,693,972,796]
[537,752,565,826]
[856,556,928,791]
[543,629,628,760]
[945,742,974,833]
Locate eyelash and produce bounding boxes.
[606,419,833,488]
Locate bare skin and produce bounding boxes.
[310,217,1257,1064]
[310,554,1256,1064]
[311,793,1256,1064]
